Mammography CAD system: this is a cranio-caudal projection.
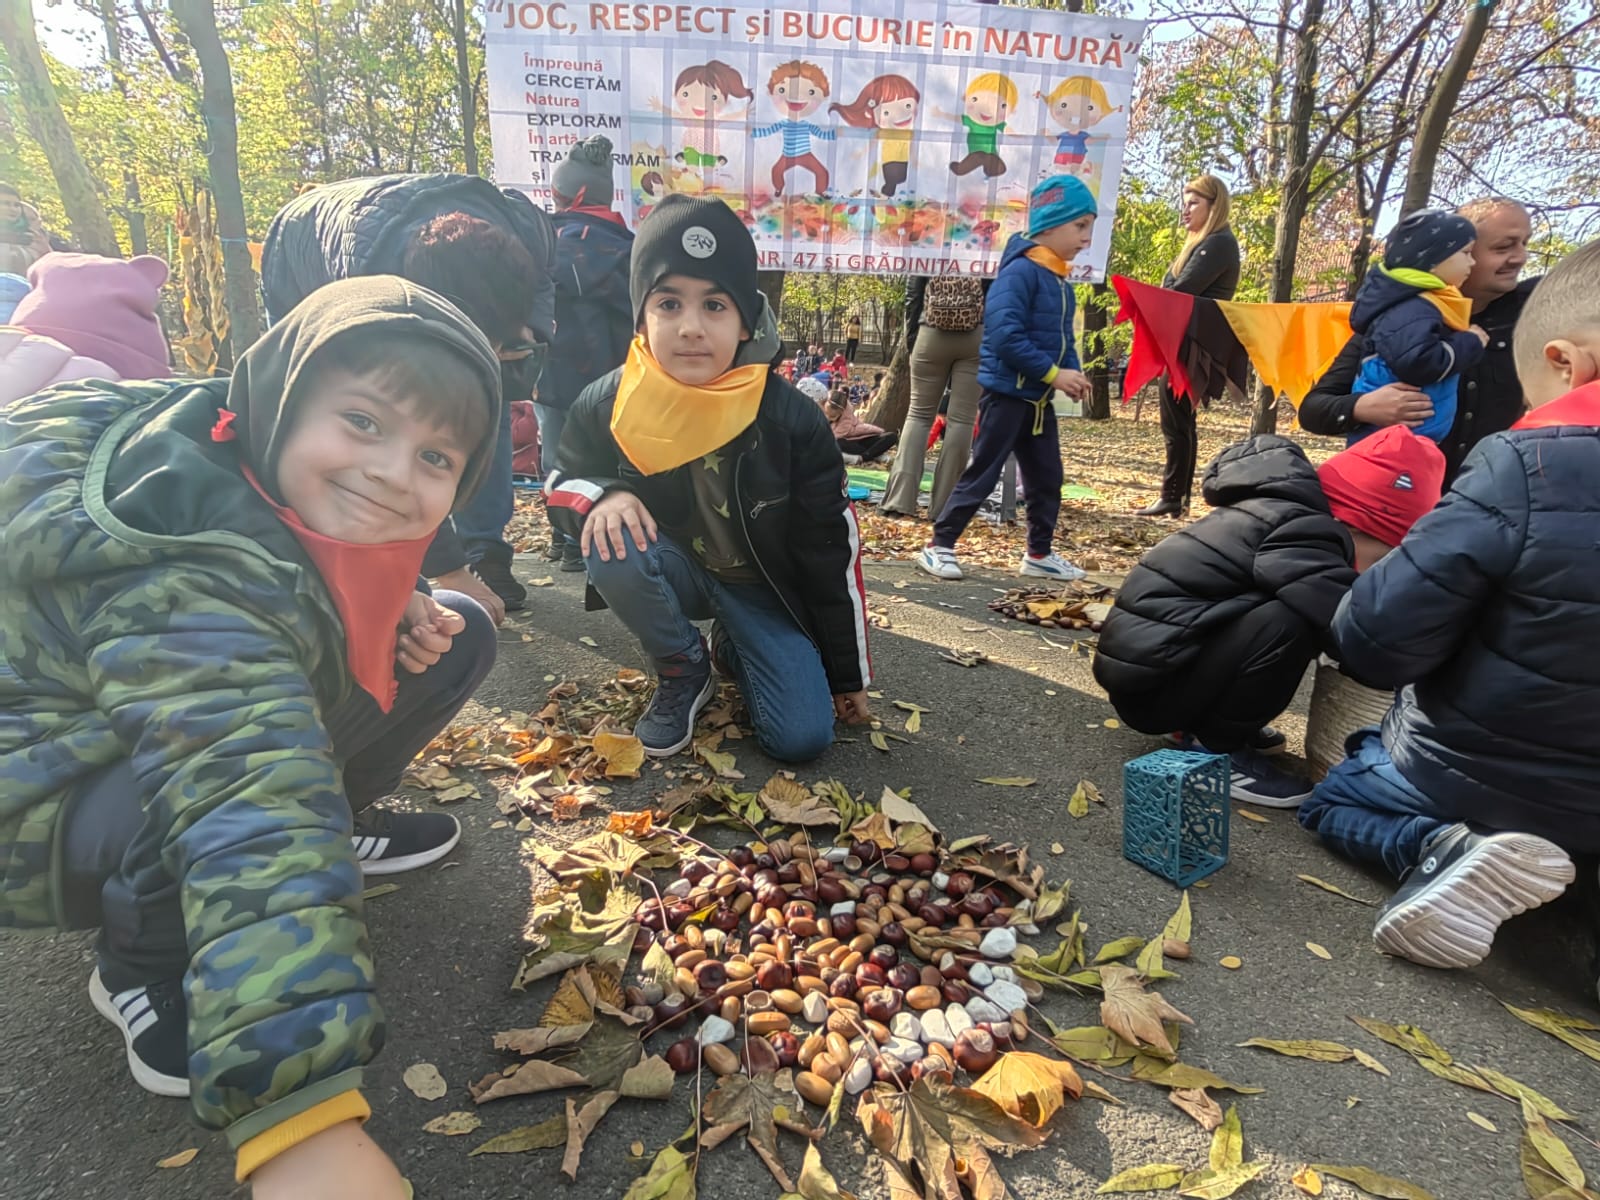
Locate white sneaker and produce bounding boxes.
[917,544,963,580]
[841,453,863,465]
[1020,552,1086,581]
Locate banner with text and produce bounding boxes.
[485,0,1145,279]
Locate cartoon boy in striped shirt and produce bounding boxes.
[753,60,836,197]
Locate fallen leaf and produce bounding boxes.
[1179,1162,1268,1198]
[1210,1104,1243,1171]
[1136,893,1192,978]
[1308,1164,1438,1200]
[1297,874,1378,906]
[1069,786,1091,818]
[858,1076,1047,1200]
[607,810,655,837]
[469,1115,569,1155]
[1306,942,1333,960]
[1219,956,1242,970]
[1094,937,1148,964]
[695,737,743,779]
[1050,1023,1135,1065]
[513,876,640,988]
[1170,1087,1224,1130]
[976,776,1036,787]
[1099,964,1194,1058]
[905,710,922,733]
[623,1145,697,1200]
[1104,718,1121,729]
[1098,1164,1189,1193]
[157,1148,199,1169]
[404,1062,448,1101]
[848,809,897,851]
[470,1058,589,1103]
[1352,1049,1390,1076]
[1129,1058,1264,1094]
[362,883,401,900]
[1051,842,1065,855]
[869,731,890,752]
[1292,1167,1324,1196]
[1520,1096,1586,1190]
[1467,1112,1498,1133]
[593,731,647,778]
[701,1070,817,1191]
[423,1111,482,1136]
[1236,809,1269,824]
[563,1091,622,1179]
[1502,1002,1600,1064]
[433,781,478,804]
[878,787,938,832]
[1238,1038,1357,1064]
[530,576,555,586]
[759,776,838,826]
[579,636,600,647]
[971,1051,1083,1126]
[1474,1067,1574,1122]
[787,1142,860,1200]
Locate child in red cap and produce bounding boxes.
[1093,427,1444,806]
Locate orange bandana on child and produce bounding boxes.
[609,337,767,475]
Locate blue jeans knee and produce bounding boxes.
[754,709,835,764]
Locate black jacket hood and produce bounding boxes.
[1201,434,1330,512]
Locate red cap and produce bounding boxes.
[1317,425,1446,547]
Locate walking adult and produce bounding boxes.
[0,182,50,277]
[1299,197,1535,482]
[881,274,989,520]
[844,312,862,362]
[541,136,635,571]
[261,173,557,620]
[1136,174,1241,517]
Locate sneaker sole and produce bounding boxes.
[1374,834,1575,969]
[1230,775,1314,809]
[640,674,717,758]
[88,969,190,1098]
[1019,563,1086,581]
[359,815,463,877]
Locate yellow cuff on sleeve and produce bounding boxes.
[1042,366,1060,384]
[235,1090,371,1182]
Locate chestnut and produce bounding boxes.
[880,921,909,947]
[777,861,802,885]
[654,993,693,1031]
[830,913,859,939]
[887,963,921,992]
[883,853,911,873]
[756,884,788,910]
[709,905,742,932]
[910,853,938,875]
[756,961,793,992]
[989,1021,1015,1051]
[943,871,975,900]
[861,988,903,1023]
[911,1056,953,1083]
[661,934,691,959]
[755,852,776,870]
[873,1052,909,1086]
[953,1028,999,1074]
[784,900,816,922]
[918,904,950,928]
[868,944,899,971]
[980,912,1009,929]
[766,1031,801,1068]
[628,1004,658,1024]
[639,904,667,933]
[829,975,860,1001]
[938,954,969,981]
[960,893,995,918]
[816,877,846,904]
[855,962,889,989]
[666,1037,701,1074]
[728,847,755,869]
[694,960,728,992]
[666,900,697,930]
[632,927,657,954]
[681,860,713,884]
[941,980,972,1005]
[741,1035,781,1075]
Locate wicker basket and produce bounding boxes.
[1304,661,1395,780]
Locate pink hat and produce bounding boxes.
[13,252,172,380]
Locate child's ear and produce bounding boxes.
[740,325,752,342]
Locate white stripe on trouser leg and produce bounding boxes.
[840,503,872,686]
[127,1009,160,1040]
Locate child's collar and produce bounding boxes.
[1025,243,1071,277]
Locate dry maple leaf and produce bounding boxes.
[857,1076,1048,1200]
[759,774,838,826]
[1098,964,1194,1059]
[593,731,647,778]
[971,1052,1083,1127]
[701,1069,819,1190]
[1169,1087,1224,1130]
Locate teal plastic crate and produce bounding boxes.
[1122,749,1230,886]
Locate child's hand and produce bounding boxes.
[1470,324,1490,346]
[1352,382,1433,429]
[250,1120,409,1200]
[396,592,466,675]
[432,567,505,626]
[833,690,873,724]
[1054,369,1091,400]
[582,492,658,562]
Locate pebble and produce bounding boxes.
[945,1004,975,1039]
[979,927,1018,960]
[696,1016,735,1046]
[829,900,857,917]
[989,965,1017,983]
[844,1057,873,1095]
[965,997,1007,1024]
[967,962,995,987]
[931,871,951,892]
[884,1036,925,1065]
[665,878,693,898]
[823,847,850,863]
[802,992,829,1025]
[984,981,1029,1015]
[891,1012,922,1041]
[919,1008,954,1047]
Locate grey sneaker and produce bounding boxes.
[637,654,715,757]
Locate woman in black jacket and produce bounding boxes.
[1137,174,1242,516]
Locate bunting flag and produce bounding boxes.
[1111,274,1356,410]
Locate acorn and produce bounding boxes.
[766,1031,801,1068]
[943,872,975,900]
[795,1070,834,1105]
[910,853,938,875]
[666,1038,701,1074]
[953,1028,999,1074]
[861,988,903,1023]
[798,1032,828,1068]
[703,1043,741,1076]
[1163,938,1193,960]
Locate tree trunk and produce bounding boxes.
[863,336,911,432]
[1402,0,1496,212]
[1082,282,1111,420]
[172,0,264,356]
[451,0,478,174]
[0,0,119,254]
[97,0,148,255]
[757,270,786,320]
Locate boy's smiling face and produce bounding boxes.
[277,370,468,544]
[641,274,750,386]
[771,73,825,119]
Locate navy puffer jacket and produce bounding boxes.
[977,233,1078,402]
[1332,385,1600,851]
[541,212,634,411]
[1348,268,1484,388]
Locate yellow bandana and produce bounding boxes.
[1025,244,1070,277]
[610,338,768,476]
[1381,266,1473,331]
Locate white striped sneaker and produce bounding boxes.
[89,969,189,1097]
[353,809,462,876]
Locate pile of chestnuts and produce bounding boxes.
[626,833,1042,1105]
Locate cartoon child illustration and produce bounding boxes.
[752,60,836,196]
[649,60,754,170]
[933,72,1018,179]
[1038,76,1122,172]
[829,74,921,198]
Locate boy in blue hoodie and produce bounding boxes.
[1346,209,1490,445]
[918,175,1095,582]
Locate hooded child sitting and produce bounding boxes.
[1093,427,1444,806]
[0,277,503,1199]
[1347,209,1491,444]
[545,195,873,762]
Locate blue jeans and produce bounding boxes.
[584,537,835,763]
[456,400,514,560]
[1298,728,1450,878]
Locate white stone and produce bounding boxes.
[947,1004,972,1043]
[891,1012,922,1041]
[665,878,693,898]
[695,1016,735,1046]
[932,871,951,892]
[884,1036,925,1065]
[823,847,850,863]
[984,981,1029,1015]
[966,962,995,987]
[844,1057,873,1095]
[989,965,1016,983]
[849,1036,868,1057]
[965,997,1007,1025]
[829,900,857,917]
[919,1008,954,1047]
[802,992,828,1025]
[1018,924,1041,936]
[979,927,1018,960]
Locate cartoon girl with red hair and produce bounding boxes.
[830,74,921,197]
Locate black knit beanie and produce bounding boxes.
[553,135,615,206]
[1384,209,1477,273]
[629,194,760,333]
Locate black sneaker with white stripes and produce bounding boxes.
[1227,747,1315,808]
[89,968,189,1097]
[352,809,461,876]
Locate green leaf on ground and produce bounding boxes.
[470,1115,569,1155]
[623,1145,697,1200]
[1209,1104,1243,1171]
[1503,1003,1600,1065]
[1179,1162,1268,1198]
[1098,1164,1189,1193]
[1308,1164,1438,1200]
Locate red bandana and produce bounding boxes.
[1512,381,1600,430]
[242,466,432,712]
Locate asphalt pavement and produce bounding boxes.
[3,558,1597,1200]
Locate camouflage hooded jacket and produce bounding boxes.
[0,278,501,1145]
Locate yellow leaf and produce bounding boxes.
[1099,964,1193,1058]
[1521,1096,1586,1190]
[423,1111,483,1136]
[1238,1038,1354,1063]
[1051,842,1065,855]
[977,776,1036,786]
[157,1148,200,1169]
[870,731,890,752]
[972,1052,1084,1126]
[1209,1104,1243,1171]
[1178,1161,1268,1198]
[1236,809,1269,824]
[579,636,599,647]
[1352,1049,1390,1076]
[1306,942,1333,960]
[593,732,646,778]
[1292,1167,1324,1195]
[606,810,655,837]
[1467,1112,1498,1133]
[905,710,922,734]
[403,1062,448,1101]
[1069,783,1091,818]
[1310,1164,1438,1200]
[1297,874,1378,906]
[1098,1164,1189,1193]
[1219,956,1242,970]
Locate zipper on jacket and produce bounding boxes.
[733,455,817,649]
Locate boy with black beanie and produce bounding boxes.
[545,195,873,760]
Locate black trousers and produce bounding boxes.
[1157,378,1199,505]
[838,432,897,461]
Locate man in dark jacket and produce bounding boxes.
[1299,238,1600,977]
[1300,198,1534,481]
[1094,429,1443,804]
[261,174,558,616]
[541,137,635,571]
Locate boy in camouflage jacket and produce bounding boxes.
[0,277,502,1197]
